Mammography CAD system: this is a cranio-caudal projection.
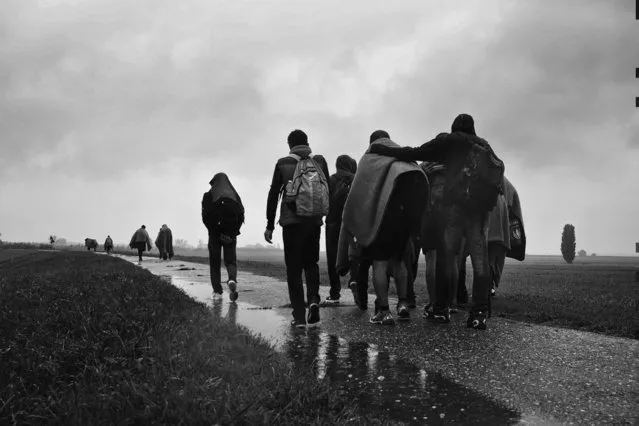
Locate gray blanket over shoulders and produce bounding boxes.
[336,138,427,270]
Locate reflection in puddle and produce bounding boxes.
[281,331,521,424]
[132,256,529,425]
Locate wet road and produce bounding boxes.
[113,255,638,425]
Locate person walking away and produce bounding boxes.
[129,225,153,264]
[341,130,428,325]
[155,224,174,261]
[104,235,114,254]
[264,129,330,328]
[370,114,505,330]
[323,154,358,305]
[487,176,526,296]
[202,173,245,302]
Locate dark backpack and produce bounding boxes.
[211,195,244,238]
[283,154,330,217]
[461,138,505,212]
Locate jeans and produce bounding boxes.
[208,233,237,294]
[282,223,322,322]
[433,206,491,315]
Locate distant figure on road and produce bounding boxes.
[202,173,245,302]
[323,154,358,305]
[129,225,152,263]
[104,235,114,254]
[84,238,98,252]
[264,129,330,329]
[155,224,174,261]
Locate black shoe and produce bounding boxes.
[307,303,320,327]
[291,319,306,329]
[370,310,395,325]
[422,303,433,319]
[428,307,451,324]
[321,295,340,305]
[228,280,238,302]
[397,304,410,321]
[407,299,417,309]
[467,311,488,330]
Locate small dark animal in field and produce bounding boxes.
[85,238,98,252]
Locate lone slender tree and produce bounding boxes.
[561,224,576,264]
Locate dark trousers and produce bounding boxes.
[352,253,372,307]
[458,260,469,304]
[434,207,491,314]
[283,223,322,322]
[132,241,146,261]
[352,248,417,310]
[208,233,237,294]
[326,222,352,299]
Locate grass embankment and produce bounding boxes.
[170,252,639,340]
[0,249,392,425]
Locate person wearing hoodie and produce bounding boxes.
[129,225,153,263]
[202,173,245,302]
[323,154,358,305]
[155,224,174,261]
[369,114,505,330]
[264,129,330,329]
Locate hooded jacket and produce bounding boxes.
[155,225,174,257]
[265,144,330,230]
[326,154,357,224]
[202,173,245,235]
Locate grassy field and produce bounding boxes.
[3,242,638,339]
[0,249,396,425]
[172,248,639,340]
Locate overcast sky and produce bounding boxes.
[1,0,637,256]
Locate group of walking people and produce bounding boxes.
[127,224,175,263]
[199,113,526,331]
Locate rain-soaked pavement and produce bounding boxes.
[111,254,638,425]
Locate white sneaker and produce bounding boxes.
[212,292,223,300]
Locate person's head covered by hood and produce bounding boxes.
[209,172,243,209]
[370,130,390,144]
[451,113,476,136]
[335,154,357,175]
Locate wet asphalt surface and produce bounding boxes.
[113,255,638,426]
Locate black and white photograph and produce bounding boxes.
[0,0,637,424]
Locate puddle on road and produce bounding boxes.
[282,330,522,424]
[122,255,541,425]
[160,278,521,424]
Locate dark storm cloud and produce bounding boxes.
[379,0,638,170]
[0,0,635,182]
